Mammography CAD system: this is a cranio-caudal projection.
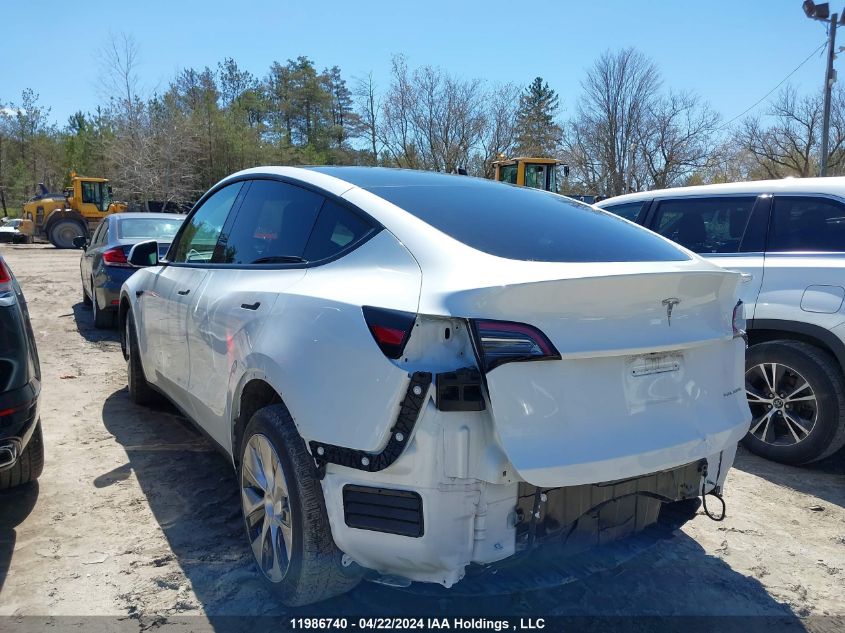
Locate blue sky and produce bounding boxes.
[0,0,836,127]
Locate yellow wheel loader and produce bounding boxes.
[21,173,127,248]
[492,157,567,192]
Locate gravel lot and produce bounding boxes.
[0,245,843,626]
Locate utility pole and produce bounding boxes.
[821,12,838,176]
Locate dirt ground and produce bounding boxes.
[0,245,843,625]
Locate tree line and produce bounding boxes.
[1,37,843,215]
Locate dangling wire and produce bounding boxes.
[701,479,726,521]
[701,452,726,521]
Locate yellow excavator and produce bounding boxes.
[492,157,567,192]
[21,172,127,248]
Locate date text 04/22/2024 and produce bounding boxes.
[289,618,546,630]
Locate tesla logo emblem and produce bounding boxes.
[662,298,681,326]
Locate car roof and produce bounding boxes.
[597,176,845,206]
[111,212,185,221]
[304,165,494,189]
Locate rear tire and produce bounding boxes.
[49,220,85,249]
[743,340,845,464]
[0,422,44,490]
[82,276,92,307]
[238,404,362,605]
[92,280,113,328]
[126,311,157,406]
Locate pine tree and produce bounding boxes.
[515,77,562,156]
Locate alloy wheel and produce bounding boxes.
[745,362,818,446]
[241,433,293,582]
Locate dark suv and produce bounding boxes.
[0,255,43,489]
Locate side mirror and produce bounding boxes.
[128,240,159,267]
[72,236,87,249]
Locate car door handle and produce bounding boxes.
[240,301,261,311]
[177,289,190,296]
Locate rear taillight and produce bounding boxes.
[0,258,15,305]
[103,246,131,267]
[0,399,34,418]
[733,300,747,341]
[362,306,416,359]
[470,319,561,372]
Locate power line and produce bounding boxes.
[719,39,828,131]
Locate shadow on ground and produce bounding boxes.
[732,445,845,509]
[97,387,798,620]
[71,302,119,344]
[0,481,39,594]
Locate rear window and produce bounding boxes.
[769,196,845,252]
[118,218,182,240]
[367,184,688,262]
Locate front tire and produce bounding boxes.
[49,220,85,249]
[238,404,361,605]
[0,422,45,490]
[743,340,845,464]
[92,279,113,328]
[126,311,157,406]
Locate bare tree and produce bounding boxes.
[738,87,821,178]
[380,55,421,168]
[478,83,519,178]
[380,57,486,172]
[354,72,380,164]
[637,91,721,189]
[99,33,143,123]
[566,48,661,196]
[737,85,845,178]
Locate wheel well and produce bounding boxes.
[748,327,845,374]
[233,379,282,464]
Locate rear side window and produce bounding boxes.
[652,197,754,254]
[602,201,646,222]
[91,221,107,247]
[769,196,845,252]
[366,184,687,262]
[303,200,373,262]
[218,180,324,264]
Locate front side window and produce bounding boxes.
[218,180,324,264]
[523,164,548,190]
[769,196,845,252]
[652,197,754,254]
[171,183,243,263]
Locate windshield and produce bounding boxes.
[117,217,182,240]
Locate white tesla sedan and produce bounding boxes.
[119,167,751,605]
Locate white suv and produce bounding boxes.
[119,167,749,604]
[599,178,845,465]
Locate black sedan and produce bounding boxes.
[76,213,184,328]
[0,255,42,489]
